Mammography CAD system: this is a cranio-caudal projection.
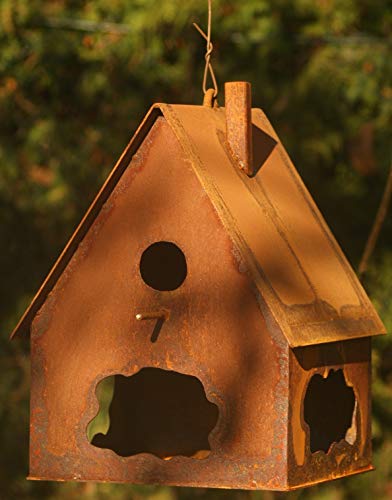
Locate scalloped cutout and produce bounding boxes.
[88,368,218,459]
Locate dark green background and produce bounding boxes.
[1,1,391,499]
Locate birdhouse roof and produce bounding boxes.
[11,103,385,346]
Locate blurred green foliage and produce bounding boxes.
[0,0,391,499]
[87,376,114,443]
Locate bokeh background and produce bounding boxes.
[0,1,391,499]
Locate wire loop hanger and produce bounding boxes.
[193,0,218,105]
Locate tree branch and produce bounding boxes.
[359,165,392,277]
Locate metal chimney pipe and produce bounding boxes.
[225,81,253,176]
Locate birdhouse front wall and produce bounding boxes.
[288,337,371,488]
[29,116,290,489]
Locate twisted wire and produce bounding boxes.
[193,0,218,98]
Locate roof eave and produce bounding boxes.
[287,314,386,348]
[10,104,164,339]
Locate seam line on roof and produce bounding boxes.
[217,128,318,303]
[256,111,370,311]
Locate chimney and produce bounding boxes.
[225,81,253,176]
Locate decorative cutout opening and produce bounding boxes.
[304,369,356,454]
[139,241,187,291]
[88,368,218,459]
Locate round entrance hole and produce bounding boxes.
[139,241,187,291]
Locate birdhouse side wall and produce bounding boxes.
[29,116,290,489]
[287,337,371,488]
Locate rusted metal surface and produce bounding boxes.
[12,95,385,346]
[29,117,290,489]
[225,81,253,176]
[164,102,385,346]
[12,83,386,490]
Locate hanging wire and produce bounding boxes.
[193,0,218,101]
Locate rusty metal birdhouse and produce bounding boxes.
[12,81,386,491]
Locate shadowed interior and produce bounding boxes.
[88,368,219,459]
[304,369,356,453]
